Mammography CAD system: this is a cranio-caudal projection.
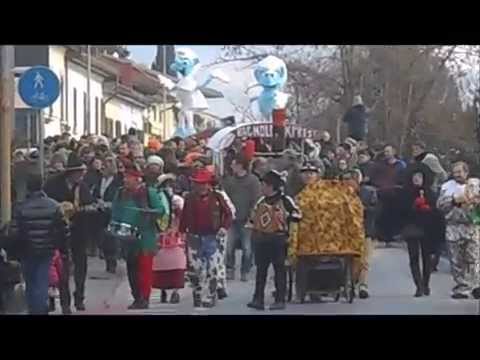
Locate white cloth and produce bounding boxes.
[100,176,114,199]
[174,77,209,111]
[440,179,465,198]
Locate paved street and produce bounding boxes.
[47,246,479,315]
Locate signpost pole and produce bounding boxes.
[0,46,14,226]
[27,113,31,152]
[38,110,45,179]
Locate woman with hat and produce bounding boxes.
[179,168,233,308]
[152,174,186,304]
[111,167,169,310]
[43,153,96,314]
[247,170,301,311]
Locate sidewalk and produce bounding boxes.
[51,257,129,315]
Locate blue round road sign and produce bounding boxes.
[18,66,60,109]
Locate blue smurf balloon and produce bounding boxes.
[252,56,289,121]
[170,48,199,77]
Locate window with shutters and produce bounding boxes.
[95,97,99,134]
[83,92,88,134]
[115,121,122,138]
[73,88,78,134]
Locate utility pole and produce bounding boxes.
[86,45,91,134]
[162,45,167,140]
[0,46,15,226]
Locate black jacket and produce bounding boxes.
[44,174,96,234]
[343,105,368,142]
[84,169,103,194]
[92,175,123,203]
[398,164,446,251]
[11,191,68,257]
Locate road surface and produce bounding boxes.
[44,245,479,315]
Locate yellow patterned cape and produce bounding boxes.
[288,180,365,263]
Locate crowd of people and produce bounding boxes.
[2,123,480,314]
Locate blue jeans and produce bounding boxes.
[226,222,252,275]
[22,255,52,315]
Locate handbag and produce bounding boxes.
[107,221,139,246]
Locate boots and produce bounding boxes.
[217,288,228,300]
[472,287,480,299]
[193,293,202,308]
[410,260,423,297]
[269,301,286,310]
[62,307,72,315]
[170,291,180,304]
[247,297,265,310]
[161,290,168,303]
[128,300,141,310]
[74,298,86,311]
[128,299,148,309]
[414,287,423,297]
[48,297,56,313]
[422,257,431,297]
[106,259,117,274]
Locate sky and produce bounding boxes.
[127,45,251,120]
[128,45,222,66]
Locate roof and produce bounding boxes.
[66,51,119,80]
[99,54,166,95]
[201,87,224,99]
[104,83,157,108]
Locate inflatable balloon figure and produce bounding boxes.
[248,55,290,122]
[157,47,229,138]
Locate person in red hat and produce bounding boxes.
[179,168,233,308]
[110,167,169,310]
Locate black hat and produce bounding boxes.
[262,170,287,190]
[300,163,319,173]
[65,153,87,172]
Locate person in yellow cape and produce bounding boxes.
[288,164,366,300]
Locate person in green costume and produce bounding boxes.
[111,167,168,310]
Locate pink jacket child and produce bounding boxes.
[49,250,63,289]
[153,195,187,272]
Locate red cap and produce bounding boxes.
[125,168,143,178]
[190,168,214,184]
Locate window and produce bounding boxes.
[101,101,107,134]
[115,121,122,138]
[104,118,114,138]
[83,92,88,134]
[73,88,77,134]
[95,97,99,135]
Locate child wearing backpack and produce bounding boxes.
[152,175,187,304]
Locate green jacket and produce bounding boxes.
[111,185,169,254]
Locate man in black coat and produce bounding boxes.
[92,156,123,273]
[343,96,369,142]
[83,157,104,257]
[44,153,96,314]
[11,175,68,314]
